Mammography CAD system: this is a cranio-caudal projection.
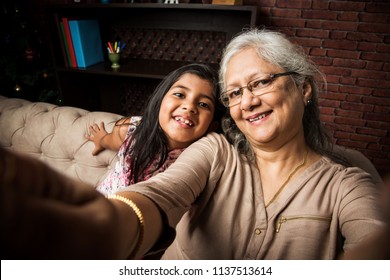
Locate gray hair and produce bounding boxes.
[219,28,345,164]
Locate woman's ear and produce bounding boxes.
[302,80,313,105]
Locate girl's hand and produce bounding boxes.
[86,122,108,155]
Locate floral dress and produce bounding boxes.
[97,116,184,195]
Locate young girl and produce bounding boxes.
[86,63,223,194]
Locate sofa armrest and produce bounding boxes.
[0,95,124,187]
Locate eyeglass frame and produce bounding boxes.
[220,71,299,108]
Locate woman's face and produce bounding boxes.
[159,73,216,150]
[225,48,311,150]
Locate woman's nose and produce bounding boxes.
[240,88,260,111]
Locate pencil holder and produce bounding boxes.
[108,53,120,69]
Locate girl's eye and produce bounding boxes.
[173,92,185,98]
[199,102,211,109]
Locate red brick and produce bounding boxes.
[346,32,384,43]
[340,102,374,112]
[271,8,301,17]
[332,58,366,68]
[322,39,358,51]
[330,1,366,11]
[310,47,327,56]
[334,116,366,126]
[358,23,390,34]
[335,108,363,118]
[327,123,357,133]
[293,37,322,47]
[359,13,389,24]
[361,52,390,62]
[318,99,341,108]
[312,0,330,10]
[270,17,306,27]
[372,89,389,97]
[325,84,340,93]
[336,139,368,149]
[373,105,390,114]
[334,131,350,139]
[337,12,358,22]
[357,127,387,137]
[351,69,387,80]
[296,29,330,39]
[319,114,335,123]
[346,94,362,103]
[357,42,377,52]
[378,44,390,53]
[327,49,360,59]
[306,20,324,29]
[323,91,346,101]
[379,137,390,146]
[321,66,352,76]
[358,78,390,89]
[367,143,383,151]
[320,107,335,115]
[340,77,356,85]
[324,74,340,84]
[364,112,390,122]
[350,134,380,143]
[367,120,390,131]
[339,85,371,95]
[366,61,384,71]
[322,21,358,31]
[312,56,333,66]
[302,10,337,20]
[330,30,348,40]
[362,96,390,106]
[276,0,311,8]
[366,2,390,14]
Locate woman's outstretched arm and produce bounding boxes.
[0,148,162,259]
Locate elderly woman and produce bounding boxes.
[1,28,385,260]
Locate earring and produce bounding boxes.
[306,99,313,106]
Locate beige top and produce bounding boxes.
[127,133,384,259]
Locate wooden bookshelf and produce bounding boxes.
[44,3,257,114]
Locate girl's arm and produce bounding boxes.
[0,147,162,259]
[86,117,131,155]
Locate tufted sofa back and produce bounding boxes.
[0,95,124,187]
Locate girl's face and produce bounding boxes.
[225,48,311,150]
[159,73,216,149]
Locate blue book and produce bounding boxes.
[68,19,104,68]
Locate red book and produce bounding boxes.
[61,17,78,67]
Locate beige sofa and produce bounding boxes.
[0,95,123,186]
[0,95,383,188]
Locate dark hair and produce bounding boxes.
[128,63,223,183]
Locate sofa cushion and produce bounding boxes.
[0,95,124,186]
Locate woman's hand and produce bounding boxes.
[0,148,126,259]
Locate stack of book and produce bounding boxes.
[58,18,104,68]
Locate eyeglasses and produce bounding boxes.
[220,71,299,108]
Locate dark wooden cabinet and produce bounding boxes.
[45,3,257,115]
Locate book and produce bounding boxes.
[61,17,78,67]
[54,13,69,67]
[68,19,104,68]
[59,21,71,67]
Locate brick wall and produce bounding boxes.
[244,0,390,176]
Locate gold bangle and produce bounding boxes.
[106,194,144,259]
